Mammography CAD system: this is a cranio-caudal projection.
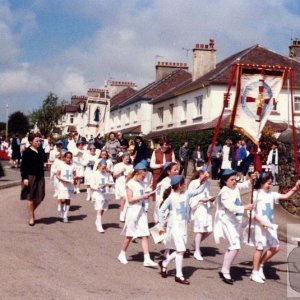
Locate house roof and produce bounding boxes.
[64,105,78,113]
[118,125,142,135]
[111,69,192,111]
[110,87,136,109]
[175,44,300,96]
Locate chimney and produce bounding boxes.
[110,81,137,97]
[192,39,216,81]
[289,39,300,62]
[155,61,189,81]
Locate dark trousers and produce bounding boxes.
[211,157,221,179]
[179,160,189,177]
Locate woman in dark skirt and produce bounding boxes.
[20,133,47,226]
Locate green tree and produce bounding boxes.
[29,92,64,136]
[7,111,30,136]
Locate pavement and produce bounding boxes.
[0,174,297,299]
[0,161,21,190]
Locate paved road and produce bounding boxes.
[0,172,296,299]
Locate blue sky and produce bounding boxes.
[1,0,300,121]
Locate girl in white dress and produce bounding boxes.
[158,174,208,285]
[50,152,63,204]
[214,169,255,284]
[93,150,114,174]
[154,162,179,222]
[117,162,157,267]
[221,139,233,171]
[83,144,98,201]
[246,172,300,283]
[56,152,76,223]
[113,152,134,222]
[90,159,114,233]
[72,140,85,194]
[188,169,214,261]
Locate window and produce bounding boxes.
[134,105,138,122]
[70,114,74,124]
[223,93,231,108]
[295,97,300,111]
[195,95,203,116]
[158,107,164,124]
[182,100,187,120]
[118,110,122,124]
[169,104,174,122]
[126,107,130,124]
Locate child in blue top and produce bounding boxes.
[246,172,300,283]
[158,174,208,285]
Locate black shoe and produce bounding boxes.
[159,261,167,278]
[218,272,233,285]
[175,276,190,285]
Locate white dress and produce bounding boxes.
[188,179,213,233]
[83,152,98,185]
[50,158,63,196]
[113,162,133,200]
[72,148,85,177]
[90,171,114,211]
[57,162,76,200]
[244,190,280,249]
[214,180,251,250]
[121,179,149,237]
[221,145,232,170]
[158,184,206,252]
[154,177,171,223]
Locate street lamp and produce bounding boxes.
[5,104,8,139]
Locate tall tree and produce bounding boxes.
[30,92,64,136]
[8,111,30,136]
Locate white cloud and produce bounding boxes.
[1,0,300,121]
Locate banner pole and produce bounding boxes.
[289,68,300,179]
[207,64,238,165]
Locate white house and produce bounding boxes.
[109,62,191,136]
[149,40,300,138]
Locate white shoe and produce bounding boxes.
[119,211,125,222]
[58,211,64,219]
[194,252,204,261]
[258,267,266,280]
[86,197,91,201]
[250,272,264,283]
[118,253,128,264]
[143,259,158,267]
[63,217,69,223]
[95,222,105,233]
[76,189,80,194]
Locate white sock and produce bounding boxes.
[63,205,70,218]
[144,253,150,261]
[87,188,91,198]
[163,251,176,268]
[96,215,102,226]
[221,249,239,274]
[194,233,202,255]
[164,248,170,259]
[120,250,126,257]
[175,253,183,278]
[57,204,61,212]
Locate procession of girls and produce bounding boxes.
[48,136,300,286]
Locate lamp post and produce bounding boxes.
[5,104,8,139]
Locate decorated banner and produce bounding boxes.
[230,68,285,144]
